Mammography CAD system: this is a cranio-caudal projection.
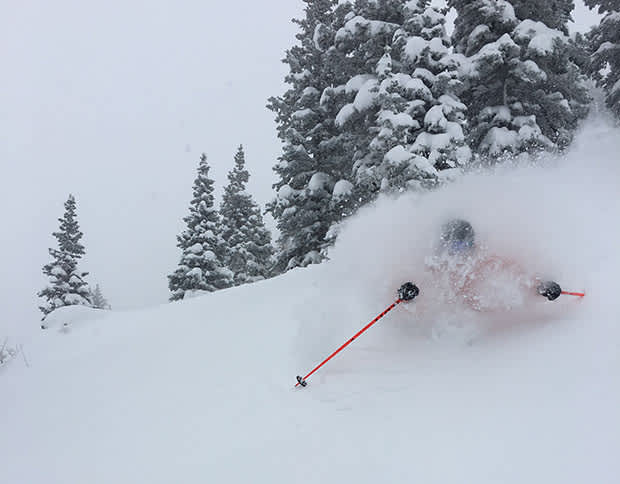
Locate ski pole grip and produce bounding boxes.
[398,282,419,301]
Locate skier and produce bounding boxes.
[398,219,562,307]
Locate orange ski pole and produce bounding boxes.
[561,291,585,297]
[295,282,420,388]
[295,299,403,388]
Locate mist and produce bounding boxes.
[301,106,619,349]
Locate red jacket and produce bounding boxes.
[425,251,537,312]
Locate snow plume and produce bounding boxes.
[317,110,620,345]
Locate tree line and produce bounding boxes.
[38,146,273,319]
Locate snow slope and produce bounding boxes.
[2,113,619,483]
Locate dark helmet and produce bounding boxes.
[439,219,475,255]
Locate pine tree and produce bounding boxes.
[38,195,92,319]
[311,1,360,249]
[90,284,110,309]
[449,0,590,158]
[220,146,274,285]
[586,0,620,118]
[168,154,232,300]
[365,47,418,193]
[327,1,471,197]
[380,0,471,190]
[328,0,407,202]
[267,0,338,272]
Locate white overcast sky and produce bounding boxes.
[0,0,601,340]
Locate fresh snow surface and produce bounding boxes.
[384,145,413,165]
[424,105,448,130]
[378,109,416,128]
[332,179,354,199]
[335,103,357,127]
[413,67,436,84]
[2,115,619,483]
[404,36,427,63]
[40,305,107,331]
[186,267,203,278]
[189,243,203,254]
[481,126,519,154]
[413,131,452,152]
[277,184,295,200]
[421,6,445,26]
[428,37,448,56]
[308,172,330,193]
[335,16,399,43]
[406,77,432,99]
[595,41,616,55]
[514,19,565,55]
[490,0,517,23]
[344,74,375,94]
[312,24,323,50]
[353,79,378,111]
[50,266,67,277]
[302,86,320,98]
[292,108,314,119]
[292,69,310,81]
[479,33,519,59]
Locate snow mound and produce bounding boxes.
[40,305,110,331]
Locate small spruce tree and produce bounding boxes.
[220,146,274,285]
[168,154,232,300]
[90,284,111,309]
[38,195,92,319]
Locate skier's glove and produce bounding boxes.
[537,281,562,301]
[398,282,419,301]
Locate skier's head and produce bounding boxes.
[439,219,475,256]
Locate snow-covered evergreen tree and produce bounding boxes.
[220,146,274,285]
[379,1,471,191]
[364,47,420,193]
[268,0,345,273]
[449,0,590,158]
[328,1,471,196]
[38,194,92,319]
[168,154,232,300]
[329,0,407,202]
[586,0,620,118]
[90,284,111,310]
